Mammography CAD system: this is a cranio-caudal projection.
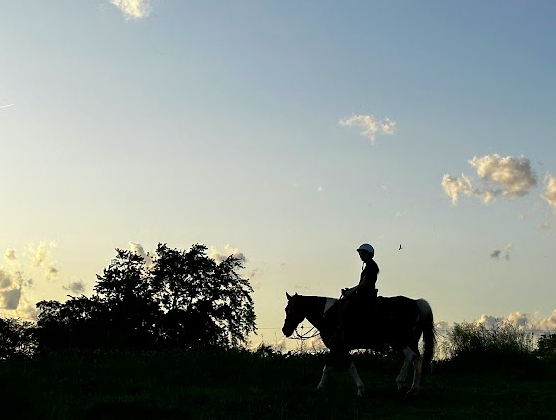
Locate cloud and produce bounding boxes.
[0,267,32,311]
[477,314,503,329]
[110,0,153,20]
[30,242,59,281]
[0,287,21,310]
[4,249,16,261]
[443,154,537,205]
[489,250,501,259]
[435,321,451,331]
[210,245,247,264]
[530,310,556,330]
[63,280,86,295]
[469,155,537,198]
[441,174,479,205]
[490,244,512,261]
[0,269,13,289]
[338,114,397,144]
[477,310,556,331]
[129,242,153,265]
[543,173,556,211]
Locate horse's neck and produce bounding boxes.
[301,296,326,328]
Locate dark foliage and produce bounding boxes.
[30,243,256,353]
[536,333,556,360]
[0,317,36,359]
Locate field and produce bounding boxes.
[2,347,555,420]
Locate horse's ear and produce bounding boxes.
[286,292,291,300]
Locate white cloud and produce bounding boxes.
[435,321,451,331]
[110,0,153,20]
[30,242,58,281]
[4,249,16,261]
[543,173,556,211]
[339,114,397,144]
[129,242,153,265]
[443,154,537,205]
[210,244,247,264]
[441,173,478,205]
[469,155,537,198]
[477,310,556,331]
[477,314,504,329]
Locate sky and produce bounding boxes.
[1,1,556,346]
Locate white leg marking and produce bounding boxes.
[349,361,366,397]
[396,347,416,391]
[316,365,333,390]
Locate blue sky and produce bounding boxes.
[1,1,555,343]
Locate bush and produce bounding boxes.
[536,333,556,360]
[442,321,534,367]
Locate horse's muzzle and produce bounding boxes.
[282,326,293,337]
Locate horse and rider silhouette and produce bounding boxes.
[282,243,436,398]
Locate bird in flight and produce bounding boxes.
[399,244,402,250]
[0,104,14,109]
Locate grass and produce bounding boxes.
[2,347,556,420]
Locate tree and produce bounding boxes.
[0,317,36,359]
[32,243,257,352]
[94,249,161,348]
[36,296,106,351]
[152,243,256,347]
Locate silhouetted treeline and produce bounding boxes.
[1,243,256,355]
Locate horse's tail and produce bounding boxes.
[417,299,436,379]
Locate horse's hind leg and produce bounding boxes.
[396,347,416,394]
[408,347,422,396]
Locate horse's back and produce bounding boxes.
[376,295,420,321]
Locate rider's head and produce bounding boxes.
[357,243,374,262]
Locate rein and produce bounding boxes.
[294,325,320,340]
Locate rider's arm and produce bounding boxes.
[343,274,373,296]
[343,284,360,296]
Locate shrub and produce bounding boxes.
[442,321,534,364]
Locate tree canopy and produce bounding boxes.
[34,243,256,352]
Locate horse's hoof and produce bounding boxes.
[397,386,408,397]
[403,388,419,401]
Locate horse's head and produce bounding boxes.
[282,292,305,337]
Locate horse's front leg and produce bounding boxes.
[316,364,333,390]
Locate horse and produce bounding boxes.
[281,292,436,398]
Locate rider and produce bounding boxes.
[341,243,379,310]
